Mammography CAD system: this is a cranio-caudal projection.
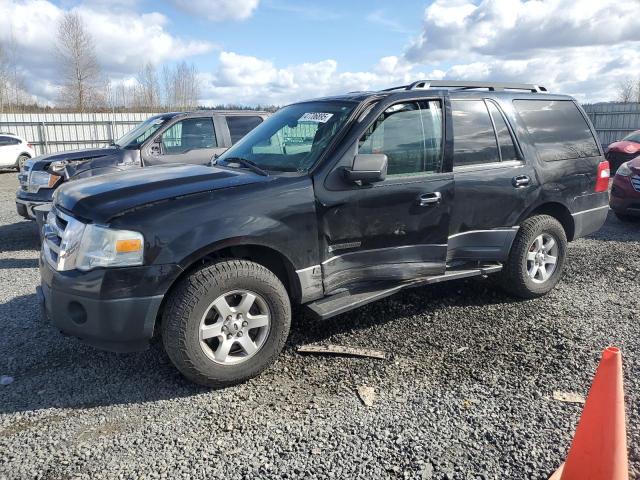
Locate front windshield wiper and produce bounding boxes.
[217,157,269,177]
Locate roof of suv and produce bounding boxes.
[170,110,270,118]
[306,80,575,104]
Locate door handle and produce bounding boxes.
[418,191,442,206]
[512,175,530,188]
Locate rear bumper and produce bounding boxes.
[571,192,610,239]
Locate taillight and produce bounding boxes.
[27,143,33,149]
[595,160,610,192]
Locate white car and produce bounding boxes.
[0,133,35,170]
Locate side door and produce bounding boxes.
[314,97,453,294]
[142,116,223,166]
[447,98,537,261]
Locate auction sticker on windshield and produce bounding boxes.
[299,112,334,123]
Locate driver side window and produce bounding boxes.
[359,100,443,176]
[160,118,217,155]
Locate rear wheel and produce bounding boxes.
[15,154,29,171]
[161,260,291,387]
[499,215,567,299]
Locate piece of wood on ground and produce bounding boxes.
[297,344,386,360]
[552,390,586,404]
[357,385,376,407]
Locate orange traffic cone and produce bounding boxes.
[549,346,628,480]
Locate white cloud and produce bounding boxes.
[199,51,436,106]
[406,0,640,62]
[0,0,215,103]
[400,0,640,103]
[170,0,260,21]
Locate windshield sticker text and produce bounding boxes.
[299,112,334,123]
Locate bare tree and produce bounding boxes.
[56,12,102,112]
[163,61,200,110]
[616,79,635,103]
[135,63,160,111]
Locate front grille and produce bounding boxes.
[631,175,640,193]
[42,208,84,271]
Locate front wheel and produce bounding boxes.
[161,260,291,387]
[499,215,568,299]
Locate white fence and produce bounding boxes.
[0,112,160,156]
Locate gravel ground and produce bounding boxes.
[0,170,639,479]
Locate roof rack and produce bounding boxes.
[382,80,548,93]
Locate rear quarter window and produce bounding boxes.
[226,116,264,144]
[513,100,600,161]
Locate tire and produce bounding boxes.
[614,212,639,223]
[499,215,568,299]
[15,155,29,171]
[161,259,291,387]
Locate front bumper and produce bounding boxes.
[16,188,54,220]
[39,256,183,352]
[610,175,640,217]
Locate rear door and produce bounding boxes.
[448,98,535,261]
[315,97,453,293]
[142,116,225,165]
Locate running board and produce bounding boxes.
[305,263,502,320]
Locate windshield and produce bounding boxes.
[217,101,357,172]
[115,116,169,148]
[623,131,640,144]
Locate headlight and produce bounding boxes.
[50,160,69,172]
[616,161,632,177]
[75,224,144,271]
[43,209,145,271]
[28,171,60,192]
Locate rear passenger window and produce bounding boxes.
[487,101,519,162]
[226,116,263,144]
[513,100,600,161]
[358,100,443,176]
[452,100,500,166]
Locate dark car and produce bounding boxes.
[610,157,640,221]
[16,110,268,219]
[605,130,640,174]
[37,80,609,387]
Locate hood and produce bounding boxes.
[55,164,271,223]
[30,147,121,170]
[607,140,640,155]
[627,156,640,173]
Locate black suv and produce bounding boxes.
[37,81,610,387]
[16,110,268,219]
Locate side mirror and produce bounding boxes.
[343,154,388,184]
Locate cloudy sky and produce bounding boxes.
[1,0,639,106]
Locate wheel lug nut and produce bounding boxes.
[227,334,232,340]
[242,321,248,327]
[237,331,243,337]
